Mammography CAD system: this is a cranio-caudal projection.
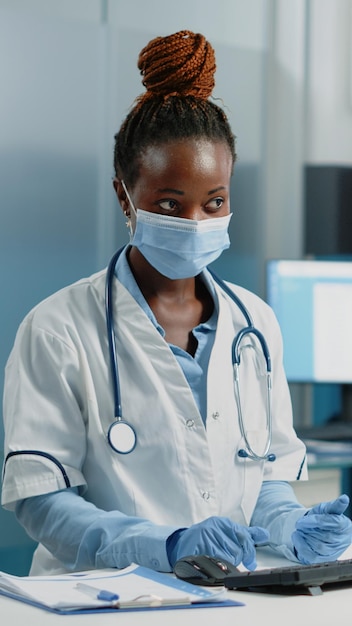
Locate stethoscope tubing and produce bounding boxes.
[105,248,124,420]
[105,248,275,461]
[208,268,272,371]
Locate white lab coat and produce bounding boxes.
[2,267,307,573]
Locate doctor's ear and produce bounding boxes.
[113,178,130,215]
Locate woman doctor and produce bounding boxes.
[2,30,352,576]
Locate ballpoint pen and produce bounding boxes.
[75,584,192,609]
[75,582,119,602]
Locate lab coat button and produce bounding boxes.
[212,411,220,420]
[150,558,160,568]
[186,419,195,428]
[201,490,210,501]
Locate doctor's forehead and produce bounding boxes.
[135,139,233,185]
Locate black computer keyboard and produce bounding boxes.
[224,558,352,592]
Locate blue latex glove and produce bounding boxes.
[167,516,269,571]
[292,494,352,565]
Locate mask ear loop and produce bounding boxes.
[124,212,134,241]
[121,180,137,242]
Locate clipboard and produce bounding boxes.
[0,564,243,614]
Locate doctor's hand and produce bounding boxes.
[166,516,269,571]
[292,494,352,565]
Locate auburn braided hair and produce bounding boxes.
[114,30,236,186]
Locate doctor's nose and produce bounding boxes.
[181,206,206,221]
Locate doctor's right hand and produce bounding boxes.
[166,516,269,571]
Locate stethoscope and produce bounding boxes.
[105,247,276,462]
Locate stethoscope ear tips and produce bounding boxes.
[238,448,248,458]
[237,449,276,462]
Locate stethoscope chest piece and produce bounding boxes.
[108,419,137,454]
[237,448,276,462]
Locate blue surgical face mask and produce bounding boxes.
[121,181,232,280]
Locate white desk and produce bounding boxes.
[1,584,350,626]
[2,547,352,626]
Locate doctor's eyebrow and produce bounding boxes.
[207,186,227,195]
[157,187,184,195]
[156,186,227,196]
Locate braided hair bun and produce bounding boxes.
[137,30,216,101]
[114,30,236,185]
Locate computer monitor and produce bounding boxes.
[266,259,352,384]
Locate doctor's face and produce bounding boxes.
[118,138,233,225]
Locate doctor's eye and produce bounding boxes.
[158,199,179,213]
[205,197,225,212]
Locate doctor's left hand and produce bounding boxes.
[166,516,269,571]
[292,494,352,565]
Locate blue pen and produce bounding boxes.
[76,582,119,602]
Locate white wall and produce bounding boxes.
[261,0,307,268]
[0,2,106,575]
[306,0,352,164]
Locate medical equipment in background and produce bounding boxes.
[105,248,276,462]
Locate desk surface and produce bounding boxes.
[2,548,352,626]
[1,583,351,626]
